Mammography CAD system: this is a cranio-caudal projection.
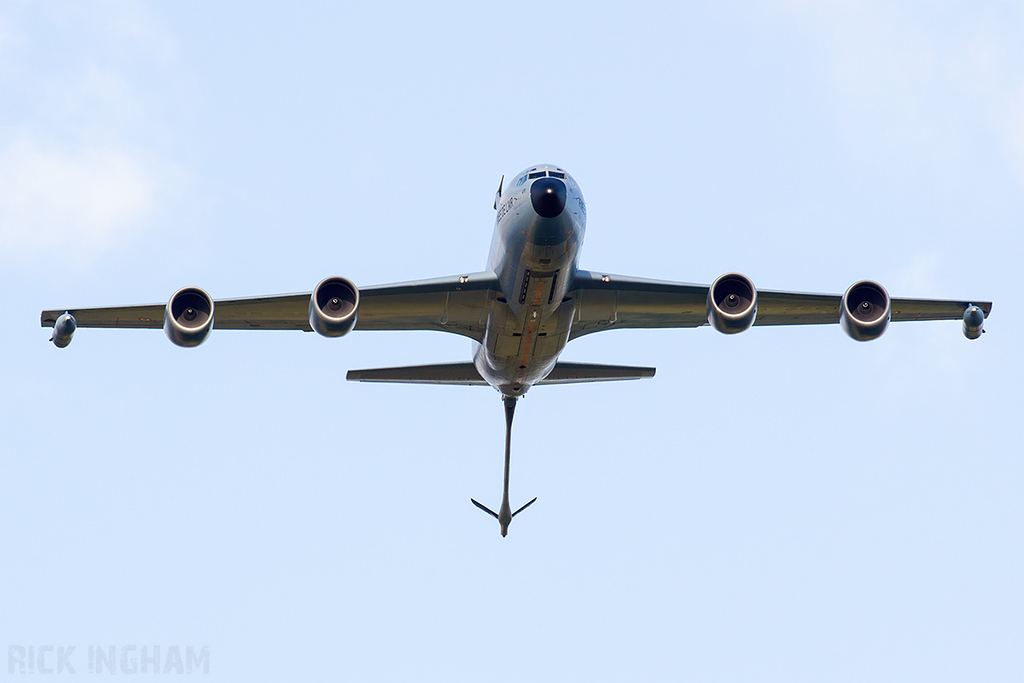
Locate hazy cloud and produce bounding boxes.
[0,3,178,263]
[0,137,155,258]
[780,2,1024,184]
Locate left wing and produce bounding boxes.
[41,271,500,342]
[568,270,991,340]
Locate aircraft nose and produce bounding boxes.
[531,177,567,218]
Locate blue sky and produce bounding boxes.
[1,2,1021,681]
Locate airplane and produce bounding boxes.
[41,164,992,536]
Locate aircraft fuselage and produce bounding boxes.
[473,165,587,396]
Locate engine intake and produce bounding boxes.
[309,276,359,337]
[164,287,215,347]
[840,280,890,341]
[707,273,757,334]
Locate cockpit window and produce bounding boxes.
[548,171,565,179]
[528,171,546,179]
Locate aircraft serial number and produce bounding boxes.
[496,196,518,223]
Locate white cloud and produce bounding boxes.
[0,136,155,259]
[779,2,1024,183]
[0,3,180,264]
[105,1,178,64]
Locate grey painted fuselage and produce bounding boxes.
[473,165,586,397]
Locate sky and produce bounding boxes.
[1,1,1021,681]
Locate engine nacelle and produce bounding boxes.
[50,311,77,348]
[840,280,890,341]
[962,305,985,339]
[309,276,359,338]
[707,273,757,334]
[164,287,215,347]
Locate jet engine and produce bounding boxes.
[707,273,757,334]
[309,276,359,337]
[840,280,890,341]
[164,287,215,347]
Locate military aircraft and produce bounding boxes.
[42,164,991,536]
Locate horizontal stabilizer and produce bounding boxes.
[537,362,655,384]
[346,361,655,386]
[346,363,487,385]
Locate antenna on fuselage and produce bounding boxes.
[471,395,536,537]
[493,174,504,210]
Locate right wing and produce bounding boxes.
[568,270,992,340]
[41,271,500,342]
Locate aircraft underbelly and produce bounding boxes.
[478,174,586,396]
[475,274,575,396]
